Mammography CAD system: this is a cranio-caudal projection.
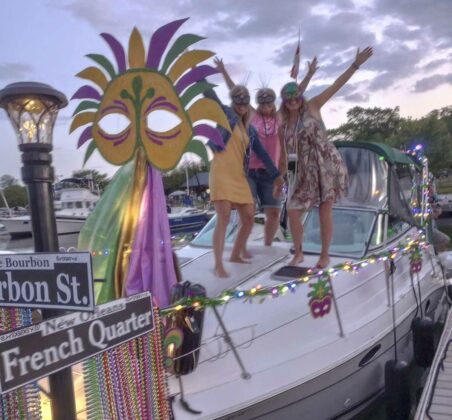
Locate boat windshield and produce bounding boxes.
[192,208,375,257]
[191,211,240,247]
[303,208,376,257]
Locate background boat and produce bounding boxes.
[0,177,99,237]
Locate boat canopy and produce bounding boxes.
[334,141,419,224]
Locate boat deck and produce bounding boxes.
[415,303,452,420]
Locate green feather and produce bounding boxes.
[83,140,97,166]
[86,53,116,79]
[181,82,217,107]
[186,139,210,168]
[72,101,99,116]
[160,34,205,73]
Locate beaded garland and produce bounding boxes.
[0,308,42,420]
[83,308,171,419]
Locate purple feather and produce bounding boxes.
[77,126,93,148]
[194,124,224,149]
[146,18,189,69]
[175,65,218,94]
[71,85,101,101]
[101,33,126,74]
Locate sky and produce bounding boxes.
[0,0,451,182]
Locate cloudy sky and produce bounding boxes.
[0,0,451,181]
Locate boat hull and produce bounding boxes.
[0,216,86,237]
[215,287,445,420]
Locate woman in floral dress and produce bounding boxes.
[279,47,373,268]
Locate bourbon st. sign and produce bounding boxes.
[0,252,94,311]
[0,292,154,393]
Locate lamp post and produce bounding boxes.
[0,82,76,420]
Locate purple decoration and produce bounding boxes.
[125,165,177,306]
[71,85,101,101]
[176,65,218,94]
[146,18,189,69]
[194,124,225,149]
[77,126,93,148]
[101,33,127,74]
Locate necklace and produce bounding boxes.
[260,115,277,137]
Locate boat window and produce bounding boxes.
[369,213,385,249]
[303,208,376,257]
[387,215,411,240]
[75,202,83,209]
[67,202,74,209]
[85,202,90,208]
[191,211,239,247]
[337,148,388,209]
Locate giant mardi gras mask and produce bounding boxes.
[70,19,229,307]
[70,18,228,170]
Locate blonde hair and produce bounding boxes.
[278,96,306,127]
[257,102,277,117]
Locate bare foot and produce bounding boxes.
[214,266,229,278]
[288,253,304,266]
[316,255,330,269]
[241,250,253,259]
[230,256,251,264]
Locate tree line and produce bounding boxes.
[328,105,452,175]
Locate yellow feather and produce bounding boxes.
[76,67,108,91]
[69,112,96,133]
[168,50,215,83]
[128,28,145,68]
[188,98,231,131]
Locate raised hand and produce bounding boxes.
[354,47,373,67]
[213,57,226,73]
[307,56,319,76]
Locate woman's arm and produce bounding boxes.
[297,56,318,94]
[310,47,373,110]
[214,57,236,90]
[249,128,282,184]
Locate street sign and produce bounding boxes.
[0,292,154,394]
[0,252,94,311]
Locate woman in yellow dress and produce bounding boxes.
[205,83,283,277]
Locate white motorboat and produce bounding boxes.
[169,142,449,419]
[0,178,99,237]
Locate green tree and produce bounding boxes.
[387,115,452,175]
[328,106,403,142]
[0,174,19,189]
[2,185,28,207]
[162,160,208,193]
[71,169,111,192]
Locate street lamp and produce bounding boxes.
[0,82,76,420]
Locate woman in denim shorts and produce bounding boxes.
[247,88,284,247]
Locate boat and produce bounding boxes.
[168,206,210,233]
[0,178,99,237]
[168,142,449,419]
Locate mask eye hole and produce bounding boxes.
[98,113,131,135]
[147,109,182,133]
